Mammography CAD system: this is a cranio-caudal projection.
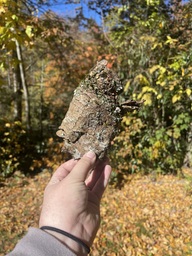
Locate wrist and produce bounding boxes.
[40,227,89,256]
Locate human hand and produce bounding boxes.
[39,151,112,255]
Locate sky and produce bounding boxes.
[39,0,190,26]
[41,1,102,25]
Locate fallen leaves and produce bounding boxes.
[0,170,51,255]
[0,169,192,255]
[93,170,192,255]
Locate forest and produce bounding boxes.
[0,0,192,255]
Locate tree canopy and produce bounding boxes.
[0,0,191,177]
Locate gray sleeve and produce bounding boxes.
[7,227,76,256]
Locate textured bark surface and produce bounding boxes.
[56,60,143,159]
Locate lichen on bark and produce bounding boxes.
[56,60,142,159]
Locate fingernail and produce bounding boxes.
[85,151,96,159]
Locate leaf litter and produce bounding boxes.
[0,168,192,255]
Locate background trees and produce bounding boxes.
[0,0,191,177]
[0,0,103,176]
[104,0,192,174]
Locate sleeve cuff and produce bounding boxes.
[7,227,76,256]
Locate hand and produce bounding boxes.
[39,151,112,255]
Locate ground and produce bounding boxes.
[0,168,192,256]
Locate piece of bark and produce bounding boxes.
[56,60,143,159]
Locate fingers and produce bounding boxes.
[69,151,96,182]
[92,164,112,201]
[48,159,77,186]
[85,157,109,190]
[48,151,100,186]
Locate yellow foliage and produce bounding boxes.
[149,65,160,74]
[141,86,157,95]
[5,123,11,128]
[169,84,175,91]
[0,27,5,36]
[172,94,181,103]
[124,79,131,92]
[14,121,22,126]
[152,148,159,159]
[122,116,131,126]
[159,66,166,74]
[167,128,181,139]
[165,36,178,45]
[156,80,166,87]
[151,141,166,159]
[0,6,5,14]
[151,42,163,50]
[186,88,191,96]
[137,86,158,106]
[134,74,150,86]
[139,35,156,42]
[25,25,33,38]
[142,93,152,106]
[146,0,160,6]
[173,128,181,139]
[153,140,163,148]
[157,94,162,99]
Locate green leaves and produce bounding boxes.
[108,0,192,173]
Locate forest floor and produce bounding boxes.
[1,167,192,256]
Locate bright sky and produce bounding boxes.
[40,0,190,26]
[44,1,102,25]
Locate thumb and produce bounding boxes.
[69,151,96,182]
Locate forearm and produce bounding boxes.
[7,228,77,256]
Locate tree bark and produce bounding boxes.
[12,50,22,122]
[184,122,192,168]
[57,60,143,159]
[15,39,31,129]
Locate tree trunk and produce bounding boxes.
[12,50,22,122]
[15,39,31,129]
[184,122,192,168]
